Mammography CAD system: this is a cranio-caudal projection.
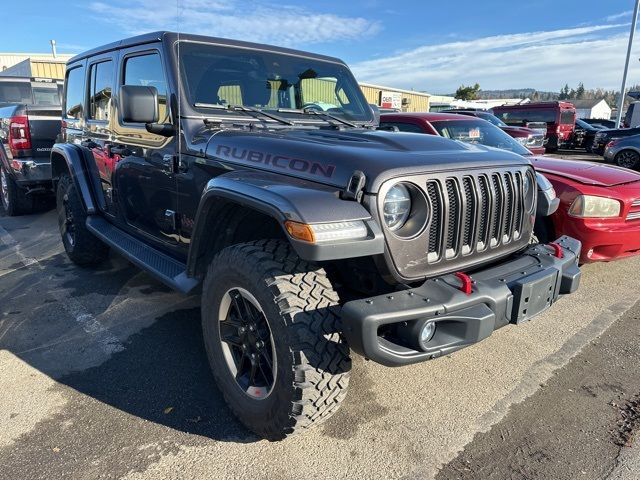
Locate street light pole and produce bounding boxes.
[616,0,640,128]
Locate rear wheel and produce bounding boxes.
[202,239,351,440]
[56,173,109,266]
[615,150,640,170]
[0,163,35,216]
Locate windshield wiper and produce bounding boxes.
[194,102,293,126]
[277,107,358,128]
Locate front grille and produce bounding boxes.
[425,170,527,262]
[628,199,640,221]
[380,166,533,281]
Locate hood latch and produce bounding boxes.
[341,170,366,202]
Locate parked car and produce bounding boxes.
[492,101,576,152]
[571,118,600,152]
[592,126,640,155]
[603,134,640,170]
[51,31,581,440]
[624,102,640,128]
[380,112,640,263]
[580,117,615,129]
[440,109,545,154]
[0,76,63,215]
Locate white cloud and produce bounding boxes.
[351,24,640,92]
[606,10,633,22]
[88,0,380,46]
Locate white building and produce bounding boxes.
[570,99,612,120]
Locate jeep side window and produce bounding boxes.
[88,61,113,121]
[123,53,168,123]
[65,66,85,120]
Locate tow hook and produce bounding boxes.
[454,271,473,295]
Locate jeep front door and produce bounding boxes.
[112,49,180,250]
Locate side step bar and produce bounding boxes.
[86,216,200,294]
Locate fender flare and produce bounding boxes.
[50,143,101,214]
[186,171,384,275]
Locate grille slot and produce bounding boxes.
[426,181,442,260]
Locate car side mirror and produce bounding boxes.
[369,103,380,126]
[119,85,159,124]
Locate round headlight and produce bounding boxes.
[383,183,412,231]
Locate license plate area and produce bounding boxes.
[510,269,559,324]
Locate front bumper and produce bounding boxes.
[8,157,52,187]
[561,217,640,263]
[341,236,581,367]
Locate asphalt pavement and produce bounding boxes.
[0,192,638,479]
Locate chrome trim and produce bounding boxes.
[627,211,640,221]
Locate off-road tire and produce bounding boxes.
[615,150,640,170]
[56,173,109,266]
[0,163,35,216]
[202,239,351,440]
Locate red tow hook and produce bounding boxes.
[454,271,473,295]
[548,243,564,259]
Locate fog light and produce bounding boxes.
[419,321,436,349]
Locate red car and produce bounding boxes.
[440,109,546,155]
[492,101,576,152]
[380,112,640,263]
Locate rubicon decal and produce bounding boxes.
[215,145,336,178]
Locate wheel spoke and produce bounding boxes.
[249,359,258,384]
[230,290,254,323]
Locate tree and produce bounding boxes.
[559,84,570,100]
[455,83,481,100]
[576,82,585,100]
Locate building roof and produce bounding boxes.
[569,99,610,109]
[359,82,431,97]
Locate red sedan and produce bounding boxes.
[380,112,640,263]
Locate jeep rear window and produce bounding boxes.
[431,119,531,156]
[178,42,372,122]
[560,110,575,125]
[0,82,33,105]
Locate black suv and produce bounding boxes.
[593,126,640,155]
[52,31,581,439]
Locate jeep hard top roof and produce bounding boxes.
[68,31,345,66]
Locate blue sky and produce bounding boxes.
[2,0,640,93]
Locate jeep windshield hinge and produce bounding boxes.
[341,170,366,202]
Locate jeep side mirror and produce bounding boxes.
[119,85,159,124]
[369,103,380,126]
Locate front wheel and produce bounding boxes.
[615,149,640,170]
[201,240,351,440]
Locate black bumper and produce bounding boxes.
[341,236,581,367]
[7,157,52,187]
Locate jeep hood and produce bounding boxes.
[532,157,640,187]
[204,128,530,193]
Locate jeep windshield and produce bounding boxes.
[178,42,372,124]
[431,119,532,156]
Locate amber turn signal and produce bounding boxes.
[284,220,316,243]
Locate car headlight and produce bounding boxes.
[383,183,412,231]
[523,171,536,213]
[568,195,621,218]
[515,136,528,146]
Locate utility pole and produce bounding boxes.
[50,40,57,58]
[616,0,640,128]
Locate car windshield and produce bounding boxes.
[431,119,532,156]
[178,42,372,123]
[477,112,507,127]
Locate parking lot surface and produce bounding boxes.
[1,198,638,479]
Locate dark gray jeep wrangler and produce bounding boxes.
[51,31,581,439]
